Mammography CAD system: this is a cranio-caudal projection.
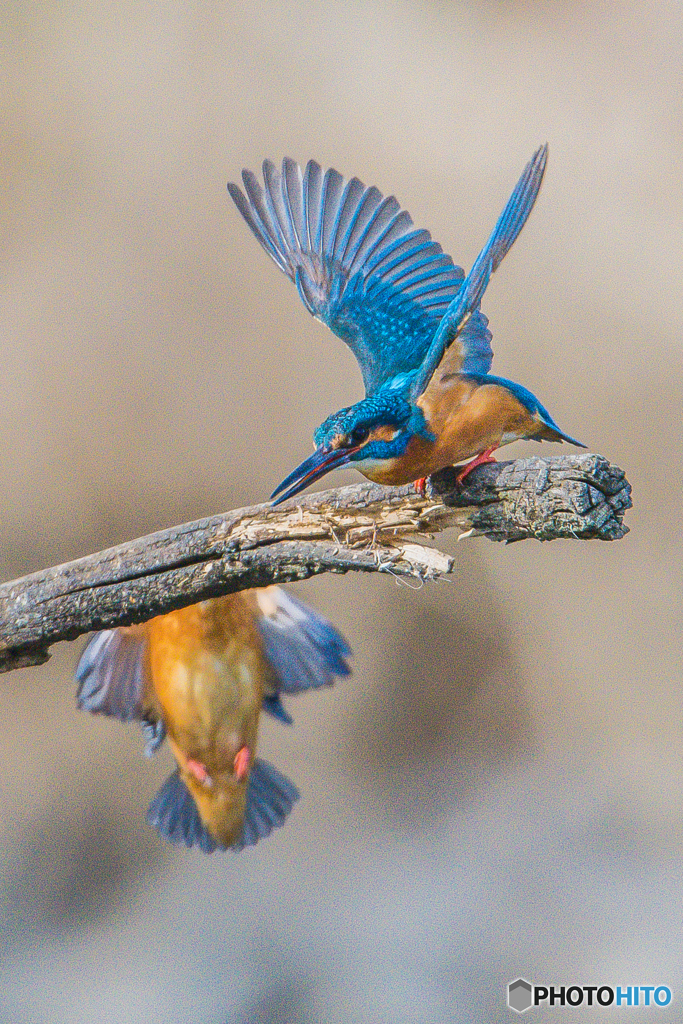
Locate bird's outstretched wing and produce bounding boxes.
[410,144,548,399]
[76,626,166,755]
[237,586,351,724]
[228,158,493,396]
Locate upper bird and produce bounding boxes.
[227,145,584,504]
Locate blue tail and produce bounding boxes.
[147,758,300,854]
[147,769,219,853]
[233,759,300,852]
[467,372,586,448]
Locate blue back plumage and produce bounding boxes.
[228,159,494,396]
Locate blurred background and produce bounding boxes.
[1,2,682,1021]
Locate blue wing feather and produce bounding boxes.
[76,629,148,722]
[76,627,166,756]
[229,150,548,397]
[410,144,547,399]
[340,188,392,271]
[228,159,485,395]
[255,588,351,726]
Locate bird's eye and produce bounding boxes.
[349,426,370,447]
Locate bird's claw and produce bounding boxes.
[186,758,213,788]
[233,745,251,781]
[455,447,498,485]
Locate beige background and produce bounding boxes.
[2,2,682,1022]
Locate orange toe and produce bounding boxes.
[186,758,212,787]
[456,447,498,484]
[233,745,251,781]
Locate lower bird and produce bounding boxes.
[227,144,584,504]
[76,587,350,853]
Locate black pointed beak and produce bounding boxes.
[270,446,359,505]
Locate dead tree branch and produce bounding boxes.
[0,453,631,673]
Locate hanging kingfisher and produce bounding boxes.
[228,145,584,504]
[75,587,351,853]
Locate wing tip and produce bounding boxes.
[75,628,148,723]
[256,588,352,696]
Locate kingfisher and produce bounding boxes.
[228,145,584,504]
[76,587,350,853]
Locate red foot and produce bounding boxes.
[233,745,251,781]
[456,446,498,484]
[186,758,212,787]
[414,477,427,497]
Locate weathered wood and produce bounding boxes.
[0,453,631,673]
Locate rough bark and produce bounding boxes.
[0,453,631,673]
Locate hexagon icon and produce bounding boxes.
[508,978,533,1014]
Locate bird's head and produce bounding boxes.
[270,394,434,504]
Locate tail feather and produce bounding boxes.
[232,758,300,851]
[147,770,218,854]
[540,424,586,447]
[147,759,299,854]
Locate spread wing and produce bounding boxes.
[240,586,351,725]
[76,626,166,755]
[410,144,548,399]
[253,587,351,693]
[228,159,493,396]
